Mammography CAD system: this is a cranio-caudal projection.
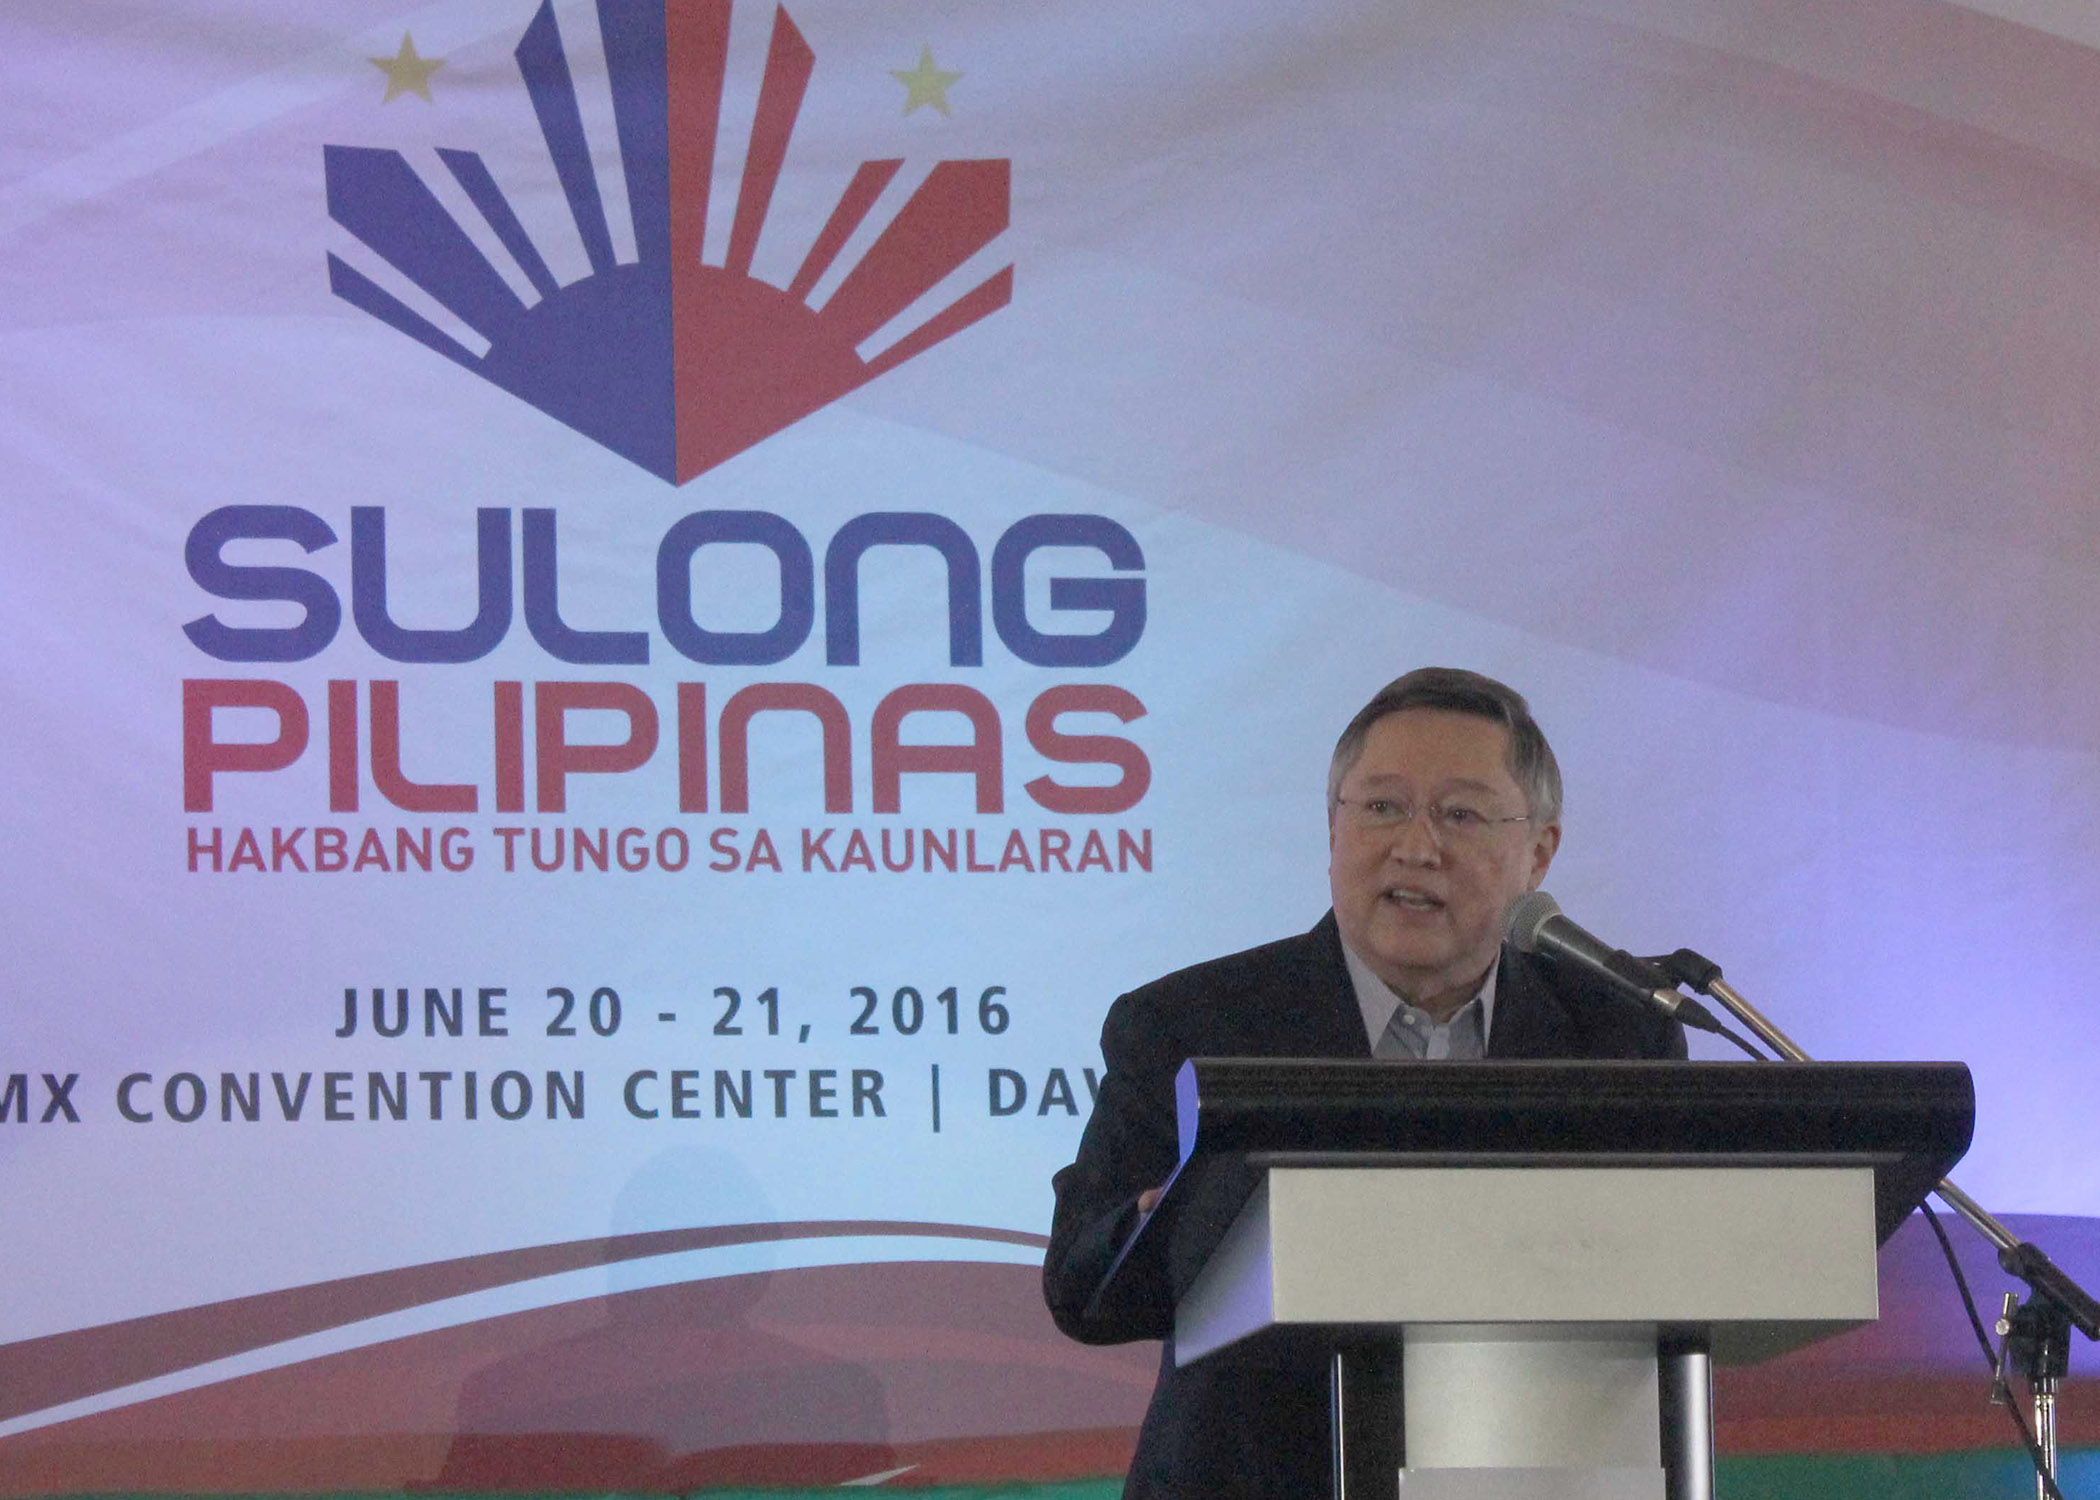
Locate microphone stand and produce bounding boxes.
[1654,951,2099,1500]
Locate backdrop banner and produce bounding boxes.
[4,0,2100,1490]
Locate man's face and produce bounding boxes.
[1328,709,1560,1013]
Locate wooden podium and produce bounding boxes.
[1089,1059,1974,1500]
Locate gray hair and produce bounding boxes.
[1326,667,1562,824]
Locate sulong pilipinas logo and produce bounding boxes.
[323,0,1011,483]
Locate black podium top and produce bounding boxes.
[1091,1058,1974,1322]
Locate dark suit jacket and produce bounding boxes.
[1042,912,1687,1499]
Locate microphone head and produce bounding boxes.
[1504,889,1562,953]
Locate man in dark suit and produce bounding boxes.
[1042,668,1687,1499]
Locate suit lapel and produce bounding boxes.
[1301,911,1374,1058]
[1485,944,1581,1059]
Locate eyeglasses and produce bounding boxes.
[1332,796,1531,843]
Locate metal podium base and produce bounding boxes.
[1330,1331,1713,1500]
[1394,1469,1663,1499]
[1405,1324,1661,1467]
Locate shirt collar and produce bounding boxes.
[1341,941,1499,1053]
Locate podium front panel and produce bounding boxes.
[1176,1164,1878,1364]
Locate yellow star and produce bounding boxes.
[890,44,962,117]
[370,33,443,104]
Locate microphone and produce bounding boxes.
[1505,890,1724,1035]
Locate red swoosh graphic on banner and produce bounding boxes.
[0,1259,1159,1496]
[0,1219,1046,1423]
[2,1222,2098,1495]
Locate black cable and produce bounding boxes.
[1709,1021,1768,1061]
[1919,1202,2071,1500]
[1920,1200,1999,1371]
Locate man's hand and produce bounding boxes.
[1137,1187,1163,1214]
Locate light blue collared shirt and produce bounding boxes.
[1342,942,1497,1060]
